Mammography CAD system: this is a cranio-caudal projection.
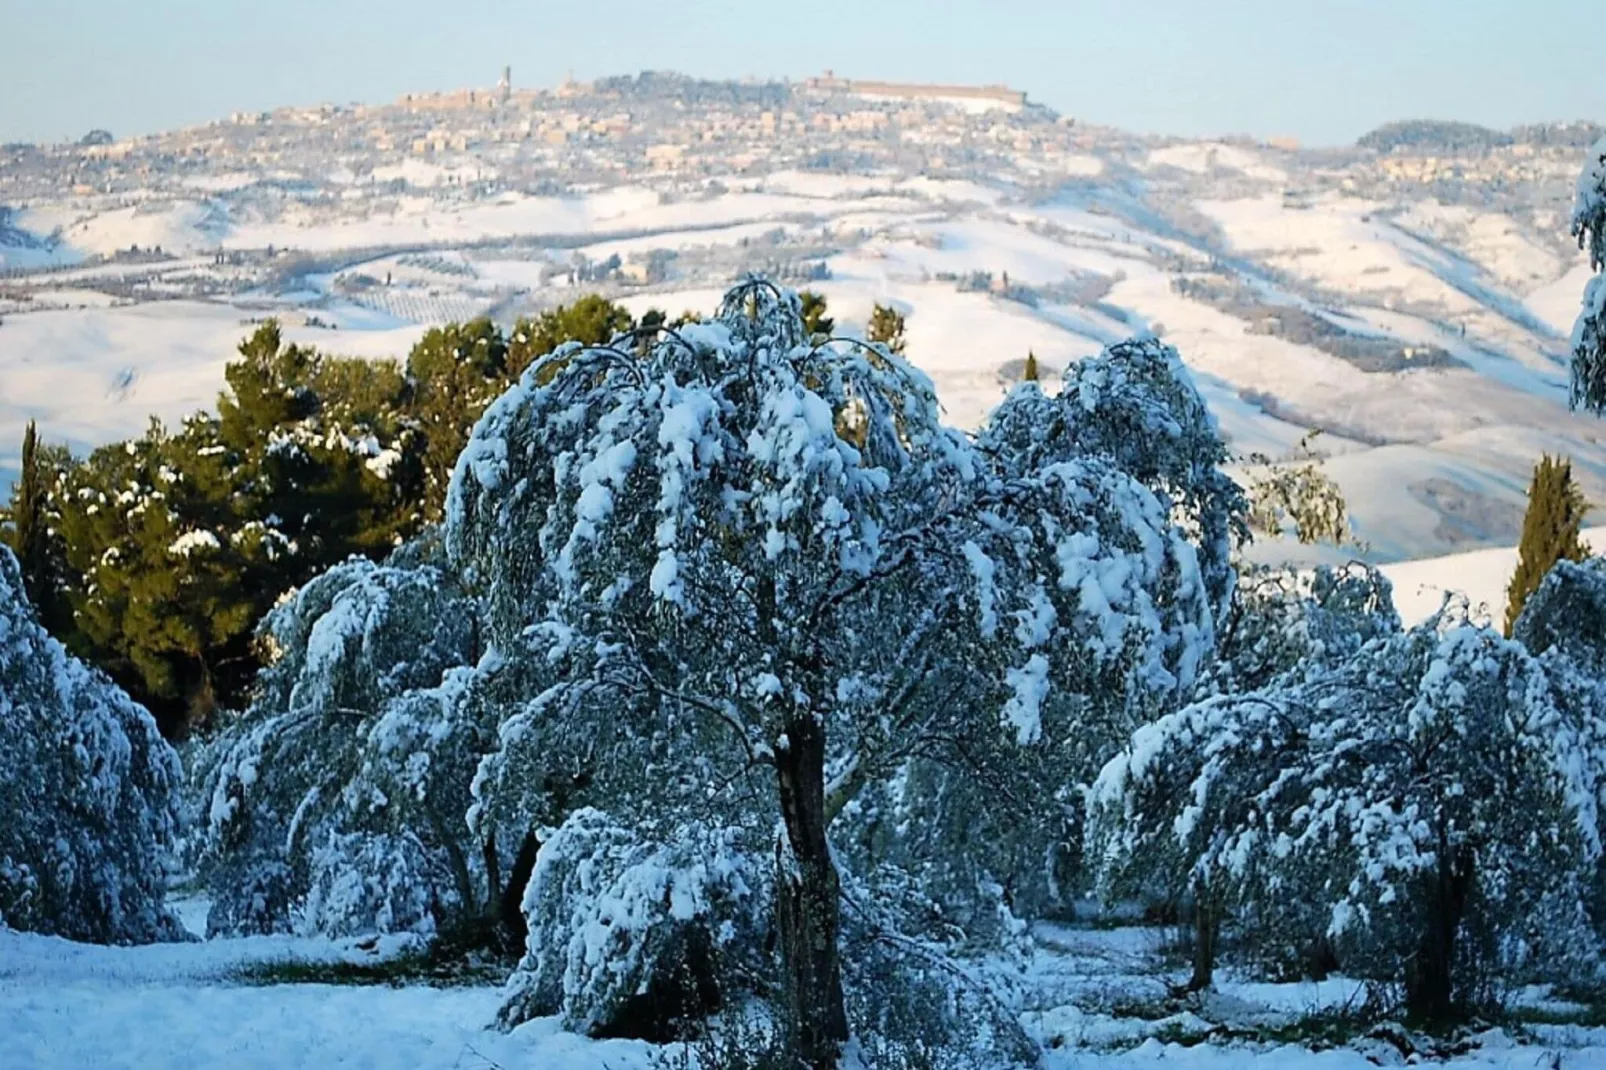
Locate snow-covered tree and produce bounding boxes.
[1571,137,1606,414]
[844,339,1246,930]
[451,280,1218,1066]
[1201,562,1399,697]
[979,337,1245,622]
[1514,556,1606,675]
[1091,614,1604,1020]
[0,546,185,944]
[197,543,490,937]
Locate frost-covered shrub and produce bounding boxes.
[0,546,185,944]
[1091,615,1605,1020]
[198,549,489,937]
[1513,557,1606,674]
[1571,137,1606,414]
[498,809,771,1040]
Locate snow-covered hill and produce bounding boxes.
[1,109,1601,563]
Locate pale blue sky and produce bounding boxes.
[2,0,1601,146]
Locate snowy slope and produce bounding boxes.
[1381,525,1606,626]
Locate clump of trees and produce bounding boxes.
[3,297,641,738]
[1092,609,1605,1022]
[191,281,1236,1066]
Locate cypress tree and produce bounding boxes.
[867,303,907,355]
[1504,454,1590,636]
[10,422,44,594]
[5,421,68,632]
[799,291,834,340]
[1023,351,1039,382]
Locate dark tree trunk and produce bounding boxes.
[498,829,541,953]
[482,832,502,917]
[1405,845,1472,1023]
[1189,890,1217,992]
[774,713,848,1070]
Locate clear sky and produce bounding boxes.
[2,0,1601,147]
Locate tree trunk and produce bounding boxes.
[1405,845,1472,1023]
[1189,890,1217,992]
[498,829,541,954]
[774,713,849,1070]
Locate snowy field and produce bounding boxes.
[5,910,1603,1070]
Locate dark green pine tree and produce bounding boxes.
[1505,454,1590,636]
[867,302,907,355]
[405,318,510,522]
[508,294,636,379]
[799,291,834,340]
[1023,351,1040,382]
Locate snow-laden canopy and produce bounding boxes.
[198,544,485,937]
[446,279,1227,1058]
[0,545,185,944]
[1571,136,1606,413]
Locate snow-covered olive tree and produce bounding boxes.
[197,543,491,937]
[979,337,1245,621]
[1091,614,1604,1020]
[450,281,1219,1067]
[1200,562,1399,697]
[1572,137,1606,414]
[0,546,185,944]
[496,808,771,1040]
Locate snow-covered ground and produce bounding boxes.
[4,914,1600,1069]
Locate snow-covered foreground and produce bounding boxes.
[4,918,1602,1070]
[0,924,661,1070]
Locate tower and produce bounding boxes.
[497,65,512,105]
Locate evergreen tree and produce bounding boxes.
[4,421,71,633]
[1505,454,1589,636]
[507,295,635,379]
[1022,350,1039,382]
[799,290,834,340]
[405,319,509,522]
[866,302,907,354]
